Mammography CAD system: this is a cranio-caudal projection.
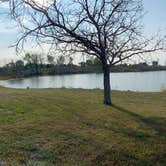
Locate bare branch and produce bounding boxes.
[9,0,166,66]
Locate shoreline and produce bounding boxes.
[0,69,166,81]
[0,86,165,94]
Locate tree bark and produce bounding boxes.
[103,65,112,105]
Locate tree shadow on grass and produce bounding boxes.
[112,104,166,137]
[91,104,166,165]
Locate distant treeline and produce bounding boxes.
[0,53,166,79]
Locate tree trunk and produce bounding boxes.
[103,65,112,105]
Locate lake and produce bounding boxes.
[0,71,166,92]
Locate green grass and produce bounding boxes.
[0,86,165,165]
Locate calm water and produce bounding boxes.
[0,71,166,92]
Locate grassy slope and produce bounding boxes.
[0,87,165,166]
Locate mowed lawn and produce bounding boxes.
[0,86,165,165]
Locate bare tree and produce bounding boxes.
[56,55,65,66]
[68,57,73,66]
[9,0,165,105]
[47,55,55,65]
[24,53,43,75]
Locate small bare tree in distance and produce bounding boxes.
[8,0,165,105]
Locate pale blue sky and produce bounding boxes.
[0,0,166,65]
[143,0,166,34]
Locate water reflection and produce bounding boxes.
[0,71,166,92]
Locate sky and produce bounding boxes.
[0,0,166,66]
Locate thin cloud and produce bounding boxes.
[0,20,18,33]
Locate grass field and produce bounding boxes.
[0,86,165,165]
